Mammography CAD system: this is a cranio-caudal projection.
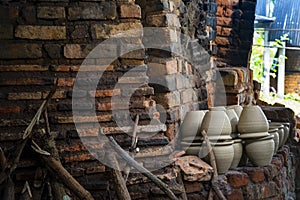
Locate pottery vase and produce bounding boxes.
[238,105,269,134]
[227,105,243,118]
[180,111,206,138]
[268,128,279,153]
[226,108,239,134]
[269,123,285,147]
[245,135,275,166]
[201,107,232,140]
[270,122,290,146]
[212,140,234,174]
[230,139,243,169]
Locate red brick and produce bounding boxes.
[97,102,112,111]
[244,167,265,183]
[227,171,249,188]
[216,37,231,46]
[8,92,43,100]
[90,89,121,97]
[63,152,96,163]
[184,182,204,193]
[120,4,141,18]
[217,17,232,27]
[57,78,75,87]
[0,106,21,113]
[77,128,99,137]
[226,188,244,200]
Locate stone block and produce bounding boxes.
[92,22,143,39]
[37,6,65,19]
[0,44,42,59]
[69,24,89,39]
[120,4,141,18]
[146,13,180,27]
[15,26,66,40]
[226,171,249,188]
[68,2,117,20]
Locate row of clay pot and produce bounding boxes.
[179,105,290,173]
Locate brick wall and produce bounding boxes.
[285,72,300,95]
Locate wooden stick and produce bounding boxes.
[201,131,226,200]
[40,155,94,200]
[107,154,131,200]
[108,136,179,200]
[124,114,140,181]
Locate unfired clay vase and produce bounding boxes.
[227,105,243,118]
[226,108,239,134]
[230,139,243,169]
[180,111,206,137]
[245,135,275,166]
[268,128,279,153]
[212,140,234,174]
[200,107,232,140]
[269,123,285,147]
[237,105,269,134]
[270,122,290,146]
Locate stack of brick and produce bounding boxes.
[285,73,300,95]
[215,0,256,67]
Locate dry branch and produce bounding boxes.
[40,155,94,200]
[108,136,179,200]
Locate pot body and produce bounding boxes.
[269,124,285,147]
[226,109,239,134]
[238,105,269,134]
[180,111,206,137]
[268,128,279,153]
[227,105,243,118]
[201,107,232,140]
[230,139,243,169]
[245,136,274,166]
[212,141,234,174]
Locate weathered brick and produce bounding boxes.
[92,22,143,39]
[121,59,145,66]
[68,2,117,20]
[0,65,48,71]
[89,89,121,97]
[217,17,232,27]
[0,44,42,59]
[227,171,249,188]
[243,167,265,183]
[0,78,54,86]
[148,59,177,76]
[44,44,61,59]
[149,75,177,92]
[57,78,75,87]
[70,24,89,39]
[54,115,112,124]
[15,26,66,40]
[0,24,13,39]
[226,188,244,200]
[86,165,106,174]
[64,44,117,59]
[8,92,43,100]
[184,181,204,193]
[63,152,96,163]
[21,6,37,24]
[146,13,180,27]
[37,6,65,19]
[0,106,21,113]
[220,69,239,86]
[216,37,231,46]
[181,88,197,104]
[153,91,180,108]
[120,4,141,19]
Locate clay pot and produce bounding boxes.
[238,105,269,134]
[230,139,243,169]
[226,108,239,134]
[245,135,275,166]
[268,128,279,153]
[181,141,202,155]
[180,111,206,138]
[227,105,243,118]
[270,122,290,146]
[212,140,234,174]
[200,107,232,140]
[269,123,285,147]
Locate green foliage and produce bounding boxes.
[250,32,289,83]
